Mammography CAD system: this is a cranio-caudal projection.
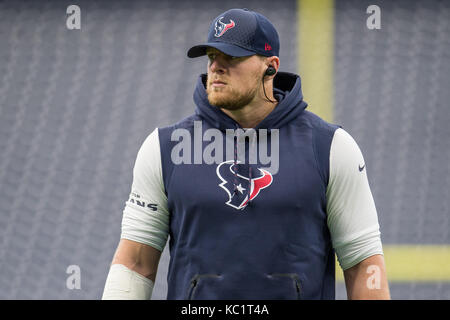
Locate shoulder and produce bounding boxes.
[300,110,341,135]
[158,114,201,137]
[156,114,201,162]
[328,128,371,200]
[329,128,366,173]
[291,110,341,152]
[295,110,341,184]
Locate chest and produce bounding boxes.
[166,127,326,215]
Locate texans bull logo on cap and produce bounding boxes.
[214,17,236,37]
[216,160,273,210]
[187,8,279,58]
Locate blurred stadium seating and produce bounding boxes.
[0,0,449,299]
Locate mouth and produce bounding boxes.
[211,80,227,88]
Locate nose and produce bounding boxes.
[209,56,226,74]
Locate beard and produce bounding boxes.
[206,74,260,111]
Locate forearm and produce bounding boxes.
[102,239,162,300]
[344,254,390,300]
[102,264,154,300]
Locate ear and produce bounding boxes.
[263,56,280,79]
[266,56,280,73]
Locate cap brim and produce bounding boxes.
[187,42,256,58]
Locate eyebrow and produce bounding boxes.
[206,50,235,59]
[206,49,220,55]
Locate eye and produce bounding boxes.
[230,56,247,62]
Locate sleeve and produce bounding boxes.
[120,128,170,252]
[326,128,383,270]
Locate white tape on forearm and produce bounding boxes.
[102,264,154,300]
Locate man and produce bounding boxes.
[102,8,390,300]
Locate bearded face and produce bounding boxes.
[205,49,264,111]
[206,72,260,110]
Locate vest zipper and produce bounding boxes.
[187,274,222,300]
[294,277,301,300]
[267,273,302,300]
[187,278,198,300]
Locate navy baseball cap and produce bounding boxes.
[187,8,280,58]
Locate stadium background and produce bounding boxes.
[0,0,449,299]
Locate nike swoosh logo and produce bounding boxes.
[359,164,366,172]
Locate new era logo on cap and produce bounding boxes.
[187,8,280,58]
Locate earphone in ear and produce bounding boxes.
[262,65,277,103]
[265,66,276,76]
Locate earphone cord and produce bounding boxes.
[262,75,277,103]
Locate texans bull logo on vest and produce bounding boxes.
[214,17,236,37]
[216,160,273,210]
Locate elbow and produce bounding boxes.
[111,239,162,282]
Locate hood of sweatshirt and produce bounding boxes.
[192,71,308,206]
[193,71,308,131]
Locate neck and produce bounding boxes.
[221,84,278,128]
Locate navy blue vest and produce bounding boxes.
[159,72,340,299]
